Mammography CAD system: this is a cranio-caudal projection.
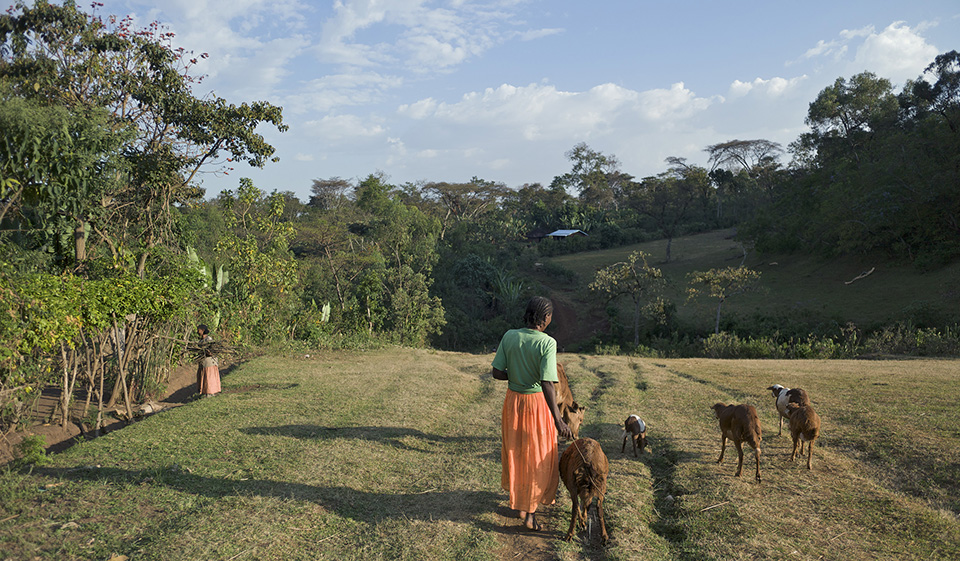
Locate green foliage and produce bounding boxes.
[14,434,49,467]
[0,0,287,274]
[687,266,762,334]
[590,251,667,345]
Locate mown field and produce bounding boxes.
[1,349,958,560]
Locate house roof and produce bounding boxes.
[546,229,588,237]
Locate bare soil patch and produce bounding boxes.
[0,362,200,465]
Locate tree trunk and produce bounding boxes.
[633,298,641,347]
[74,221,86,262]
[665,236,673,263]
[714,299,724,334]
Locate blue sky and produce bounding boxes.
[92,0,960,201]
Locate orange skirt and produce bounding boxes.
[501,389,559,513]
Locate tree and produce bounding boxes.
[553,142,624,210]
[420,177,508,240]
[308,177,353,212]
[0,94,126,264]
[0,1,287,275]
[624,161,708,262]
[803,72,898,165]
[704,139,784,225]
[687,267,762,334]
[353,174,446,345]
[589,251,666,346]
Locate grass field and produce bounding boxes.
[545,229,960,336]
[2,349,959,560]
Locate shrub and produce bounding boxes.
[15,435,49,468]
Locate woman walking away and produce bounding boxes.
[196,324,221,398]
[491,296,572,531]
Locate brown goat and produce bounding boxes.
[556,363,586,440]
[559,438,609,543]
[621,414,648,457]
[786,402,821,470]
[712,403,762,483]
[563,401,585,440]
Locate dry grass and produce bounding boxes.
[1,349,958,560]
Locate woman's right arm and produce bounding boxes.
[543,381,572,440]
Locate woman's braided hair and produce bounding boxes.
[523,296,554,329]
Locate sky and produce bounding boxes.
[86,0,960,201]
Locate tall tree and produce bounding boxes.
[553,142,623,210]
[624,161,708,262]
[687,266,762,334]
[0,1,287,275]
[589,251,665,346]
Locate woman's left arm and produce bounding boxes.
[491,367,508,380]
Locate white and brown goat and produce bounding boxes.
[712,402,762,483]
[621,414,648,457]
[786,401,821,470]
[767,384,811,435]
[559,437,609,543]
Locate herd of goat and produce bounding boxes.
[551,365,822,544]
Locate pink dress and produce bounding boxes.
[199,356,221,395]
[197,335,221,395]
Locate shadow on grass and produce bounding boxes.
[239,425,496,451]
[34,464,502,526]
[646,436,704,561]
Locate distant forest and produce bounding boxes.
[1,3,958,429]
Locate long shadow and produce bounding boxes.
[33,465,501,526]
[163,364,244,404]
[645,436,706,561]
[669,370,751,403]
[239,425,496,452]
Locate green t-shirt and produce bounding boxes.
[491,328,558,394]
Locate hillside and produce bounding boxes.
[2,349,958,560]
[535,229,960,350]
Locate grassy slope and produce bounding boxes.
[1,349,959,560]
[545,229,960,337]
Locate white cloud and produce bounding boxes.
[303,114,386,141]
[294,153,315,162]
[398,81,713,135]
[283,72,404,114]
[853,22,939,82]
[795,20,939,83]
[728,76,808,99]
[515,28,564,41]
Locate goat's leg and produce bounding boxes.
[734,440,744,477]
[790,435,799,461]
[717,435,727,464]
[799,440,806,456]
[754,445,762,483]
[778,416,783,436]
[633,436,638,457]
[565,493,579,541]
[806,440,814,470]
[621,435,626,454]
[597,495,609,544]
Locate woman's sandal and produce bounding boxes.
[524,515,542,531]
